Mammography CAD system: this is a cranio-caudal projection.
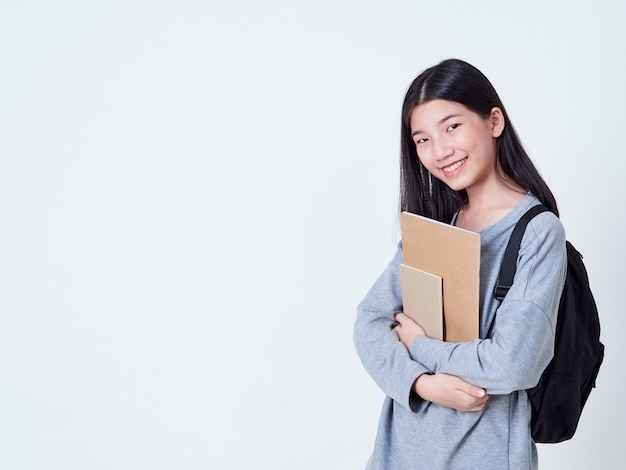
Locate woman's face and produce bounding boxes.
[409,99,504,194]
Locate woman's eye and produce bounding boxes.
[447,123,459,132]
[415,137,428,144]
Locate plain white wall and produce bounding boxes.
[1,1,624,468]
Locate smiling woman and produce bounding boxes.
[354,59,568,470]
[410,100,504,192]
[397,59,558,227]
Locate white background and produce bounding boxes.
[1,1,624,469]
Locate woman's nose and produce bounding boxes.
[433,137,453,161]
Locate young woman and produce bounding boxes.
[353,59,567,469]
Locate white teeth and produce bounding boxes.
[443,158,466,173]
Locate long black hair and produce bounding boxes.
[400,58,558,223]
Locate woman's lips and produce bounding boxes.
[442,157,467,175]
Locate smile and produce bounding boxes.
[442,158,467,174]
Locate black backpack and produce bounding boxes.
[493,204,605,443]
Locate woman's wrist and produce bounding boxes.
[413,373,432,399]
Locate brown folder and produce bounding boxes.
[399,264,444,340]
[400,211,480,342]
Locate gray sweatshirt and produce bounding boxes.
[354,194,567,470]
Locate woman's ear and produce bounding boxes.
[490,107,505,138]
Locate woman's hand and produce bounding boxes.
[395,312,488,411]
[394,312,426,350]
[415,373,489,412]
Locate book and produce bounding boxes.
[399,264,444,340]
[400,211,480,342]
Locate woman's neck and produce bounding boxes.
[457,179,526,232]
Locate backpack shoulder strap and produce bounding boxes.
[494,204,551,300]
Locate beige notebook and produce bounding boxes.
[399,264,444,340]
[400,211,480,342]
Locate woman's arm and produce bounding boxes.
[396,311,488,411]
[353,244,429,412]
[414,373,488,411]
[354,243,489,412]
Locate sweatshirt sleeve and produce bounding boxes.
[353,243,432,412]
[408,215,567,395]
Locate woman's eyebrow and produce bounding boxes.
[411,113,463,137]
[439,113,462,124]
